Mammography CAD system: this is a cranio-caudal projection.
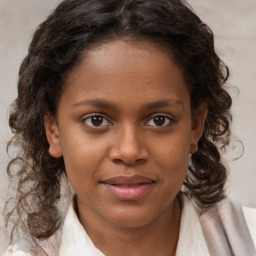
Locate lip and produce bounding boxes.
[101,175,155,201]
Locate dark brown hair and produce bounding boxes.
[6,0,232,252]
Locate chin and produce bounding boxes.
[102,206,159,228]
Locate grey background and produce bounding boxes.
[0,0,256,252]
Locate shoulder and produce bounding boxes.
[1,245,32,256]
[243,205,256,247]
[184,193,256,254]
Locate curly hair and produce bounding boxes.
[6,0,232,251]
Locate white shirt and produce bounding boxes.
[2,195,256,256]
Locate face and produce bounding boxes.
[45,39,206,229]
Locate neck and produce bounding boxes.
[76,196,182,256]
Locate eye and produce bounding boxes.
[145,115,173,127]
[82,115,111,128]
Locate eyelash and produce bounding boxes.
[81,114,175,128]
[82,114,111,128]
[145,115,175,127]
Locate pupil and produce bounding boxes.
[154,116,165,126]
[92,116,103,126]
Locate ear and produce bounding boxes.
[44,114,63,158]
[189,103,208,154]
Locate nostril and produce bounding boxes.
[113,158,123,164]
[112,157,146,166]
[135,158,146,163]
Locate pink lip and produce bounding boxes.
[101,175,155,201]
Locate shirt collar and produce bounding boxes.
[176,194,210,256]
[59,194,209,256]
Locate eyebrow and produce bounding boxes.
[72,99,115,108]
[72,98,183,109]
[145,99,183,109]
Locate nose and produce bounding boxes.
[109,125,149,165]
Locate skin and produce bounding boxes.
[44,39,207,256]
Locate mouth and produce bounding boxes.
[101,175,155,201]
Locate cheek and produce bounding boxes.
[60,135,108,187]
[156,148,189,202]
[159,148,189,184]
[154,130,191,166]
[152,129,191,185]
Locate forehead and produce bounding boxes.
[61,39,190,109]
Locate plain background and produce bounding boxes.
[0,0,256,252]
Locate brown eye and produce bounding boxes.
[146,115,173,127]
[83,115,111,127]
[91,116,103,126]
[153,116,166,126]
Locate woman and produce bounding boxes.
[2,0,256,255]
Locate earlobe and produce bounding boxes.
[189,143,198,154]
[44,114,63,158]
[189,103,208,154]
